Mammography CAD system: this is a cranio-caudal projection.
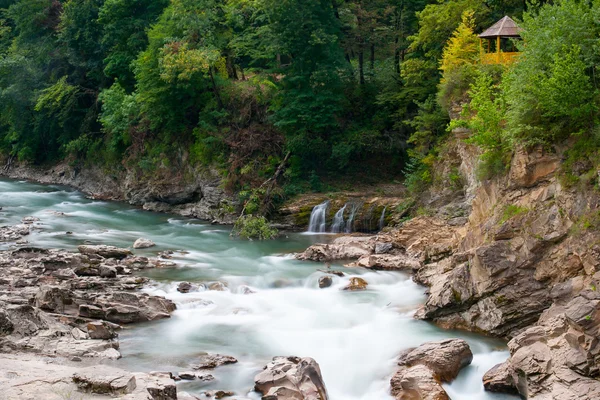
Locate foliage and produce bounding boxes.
[503,0,600,146]
[232,214,278,240]
[499,204,529,224]
[454,72,510,180]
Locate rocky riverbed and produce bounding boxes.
[0,178,517,400]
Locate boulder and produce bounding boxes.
[482,362,517,394]
[483,314,600,399]
[390,339,472,400]
[72,367,136,395]
[342,277,368,291]
[318,276,333,289]
[397,339,473,382]
[254,356,328,400]
[177,371,197,380]
[191,354,238,370]
[133,238,156,249]
[296,236,374,262]
[34,285,73,312]
[391,365,449,400]
[146,372,177,400]
[77,245,132,259]
[87,320,117,340]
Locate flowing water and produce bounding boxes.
[0,178,517,400]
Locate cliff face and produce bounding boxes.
[398,135,600,398]
[0,159,237,224]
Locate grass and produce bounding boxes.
[499,204,529,224]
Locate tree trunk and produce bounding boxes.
[370,44,375,71]
[359,51,365,85]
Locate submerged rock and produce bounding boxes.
[254,356,328,400]
[204,390,234,399]
[133,238,156,249]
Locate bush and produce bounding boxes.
[232,215,278,240]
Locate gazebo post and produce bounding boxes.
[496,36,501,63]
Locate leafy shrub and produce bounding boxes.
[232,215,278,240]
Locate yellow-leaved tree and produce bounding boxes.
[438,10,480,109]
[440,10,479,74]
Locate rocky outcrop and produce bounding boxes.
[483,314,600,399]
[390,339,473,400]
[296,236,375,262]
[0,239,175,360]
[0,160,237,224]
[254,356,329,400]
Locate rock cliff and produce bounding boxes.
[0,159,237,224]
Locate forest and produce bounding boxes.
[1,0,598,213]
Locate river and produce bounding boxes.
[0,178,516,400]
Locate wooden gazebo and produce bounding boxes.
[479,16,522,65]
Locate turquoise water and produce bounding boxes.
[0,178,516,400]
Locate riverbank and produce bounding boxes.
[0,159,237,225]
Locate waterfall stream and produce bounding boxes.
[331,204,347,233]
[308,201,329,233]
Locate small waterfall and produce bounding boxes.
[378,206,387,231]
[345,202,362,233]
[308,201,329,233]
[331,204,347,233]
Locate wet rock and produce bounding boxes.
[133,238,156,249]
[208,281,227,291]
[390,339,472,400]
[296,236,375,262]
[254,356,328,400]
[77,245,132,259]
[318,276,333,289]
[204,390,234,399]
[21,216,40,224]
[72,366,136,394]
[342,277,368,291]
[178,371,197,380]
[191,353,238,370]
[87,320,117,340]
[198,373,215,382]
[177,281,195,293]
[239,285,256,294]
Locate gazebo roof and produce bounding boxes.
[479,16,522,38]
